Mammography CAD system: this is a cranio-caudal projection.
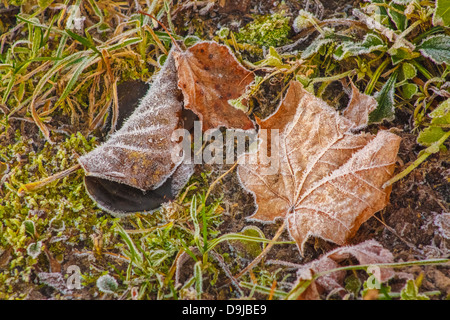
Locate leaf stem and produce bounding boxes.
[398,19,423,40]
[310,69,355,84]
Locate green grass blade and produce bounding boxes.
[2,74,15,105]
[115,223,144,267]
[54,54,99,107]
[103,37,142,52]
[65,29,101,55]
[206,233,293,253]
[194,261,203,299]
[240,281,288,299]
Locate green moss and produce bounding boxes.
[0,132,121,299]
[236,13,291,48]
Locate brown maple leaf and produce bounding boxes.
[79,50,185,192]
[173,41,255,131]
[342,81,377,130]
[237,81,401,254]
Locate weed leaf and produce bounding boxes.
[417,99,449,147]
[401,83,418,100]
[400,279,430,300]
[334,34,386,61]
[388,4,407,31]
[400,62,416,81]
[391,0,411,4]
[369,70,398,123]
[433,0,450,27]
[388,43,419,65]
[417,35,450,65]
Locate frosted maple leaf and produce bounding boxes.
[237,81,401,254]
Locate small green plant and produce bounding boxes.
[235,13,291,48]
[96,274,119,295]
[26,241,42,259]
[400,275,430,300]
[299,1,448,109]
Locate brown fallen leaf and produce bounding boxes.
[38,272,74,295]
[173,41,255,131]
[342,81,377,130]
[78,50,186,192]
[237,81,401,254]
[291,240,396,300]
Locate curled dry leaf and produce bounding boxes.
[79,51,184,191]
[173,41,255,131]
[293,240,396,300]
[79,51,194,215]
[237,81,401,254]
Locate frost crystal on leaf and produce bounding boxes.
[38,272,73,295]
[78,50,185,192]
[27,241,42,259]
[388,3,407,31]
[237,81,401,254]
[418,35,450,65]
[333,33,386,61]
[96,274,118,294]
[173,41,255,131]
[434,212,450,240]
